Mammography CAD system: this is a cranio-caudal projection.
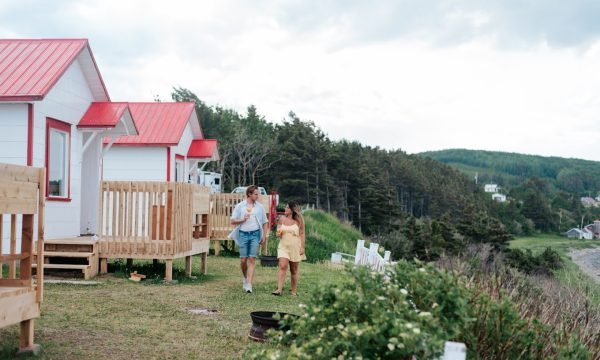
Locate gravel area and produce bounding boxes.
[569,247,600,284]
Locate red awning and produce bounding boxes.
[187,139,219,160]
[78,102,128,128]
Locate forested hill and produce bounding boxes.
[421,148,600,195]
[171,87,492,236]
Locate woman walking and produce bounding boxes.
[272,201,306,296]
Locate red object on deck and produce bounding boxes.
[270,191,278,228]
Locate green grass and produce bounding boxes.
[0,256,347,359]
[510,234,600,305]
[303,210,364,262]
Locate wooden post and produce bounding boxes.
[201,252,207,275]
[9,214,17,278]
[185,256,192,277]
[100,258,108,274]
[18,319,39,354]
[165,259,173,282]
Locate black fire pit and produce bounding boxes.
[248,311,298,342]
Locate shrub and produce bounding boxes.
[504,247,563,275]
[249,260,591,359]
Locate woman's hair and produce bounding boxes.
[288,201,303,223]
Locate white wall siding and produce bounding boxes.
[172,123,195,182]
[0,104,28,165]
[103,147,167,181]
[33,58,95,239]
[0,104,28,253]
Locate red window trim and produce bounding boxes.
[27,103,34,166]
[45,117,72,202]
[175,154,185,182]
[166,147,171,182]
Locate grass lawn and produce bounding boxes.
[510,234,600,305]
[0,256,346,359]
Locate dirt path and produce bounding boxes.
[569,247,600,284]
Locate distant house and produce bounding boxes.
[580,197,598,208]
[583,220,600,239]
[484,184,498,193]
[564,228,593,240]
[491,193,506,202]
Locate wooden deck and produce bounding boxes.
[97,181,210,281]
[0,163,45,355]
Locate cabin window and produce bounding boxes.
[46,118,71,200]
[175,155,185,182]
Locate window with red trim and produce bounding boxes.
[46,118,71,200]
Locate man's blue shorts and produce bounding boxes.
[239,229,260,258]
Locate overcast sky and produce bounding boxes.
[2,0,600,160]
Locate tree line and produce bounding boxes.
[172,87,509,245]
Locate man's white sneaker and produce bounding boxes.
[246,284,252,293]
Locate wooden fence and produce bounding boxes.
[0,163,45,354]
[98,181,211,280]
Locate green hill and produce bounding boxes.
[421,148,600,195]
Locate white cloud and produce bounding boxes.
[2,0,600,160]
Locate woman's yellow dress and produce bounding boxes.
[277,223,306,262]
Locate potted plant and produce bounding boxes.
[259,228,279,267]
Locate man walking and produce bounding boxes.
[230,185,269,293]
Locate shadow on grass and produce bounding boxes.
[108,258,212,285]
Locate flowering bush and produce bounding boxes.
[249,260,591,359]
[250,262,471,359]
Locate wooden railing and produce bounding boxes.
[98,181,211,259]
[0,163,45,353]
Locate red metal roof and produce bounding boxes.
[0,39,108,101]
[110,102,196,145]
[187,139,218,159]
[78,102,129,128]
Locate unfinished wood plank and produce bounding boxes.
[19,319,35,349]
[20,215,33,280]
[0,291,39,328]
[185,256,192,277]
[165,259,173,282]
[37,167,45,303]
[9,214,17,278]
[0,163,40,183]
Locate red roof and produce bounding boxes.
[0,39,108,101]
[78,102,129,128]
[110,102,196,145]
[187,139,218,159]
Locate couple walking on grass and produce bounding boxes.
[229,185,306,295]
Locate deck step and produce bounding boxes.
[32,264,89,270]
[35,252,94,258]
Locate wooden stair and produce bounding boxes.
[33,238,99,279]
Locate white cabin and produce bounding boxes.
[102,103,220,184]
[0,39,138,251]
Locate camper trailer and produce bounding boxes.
[197,171,222,193]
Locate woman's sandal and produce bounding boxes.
[290,292,298,297]
[271,290,282,296]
